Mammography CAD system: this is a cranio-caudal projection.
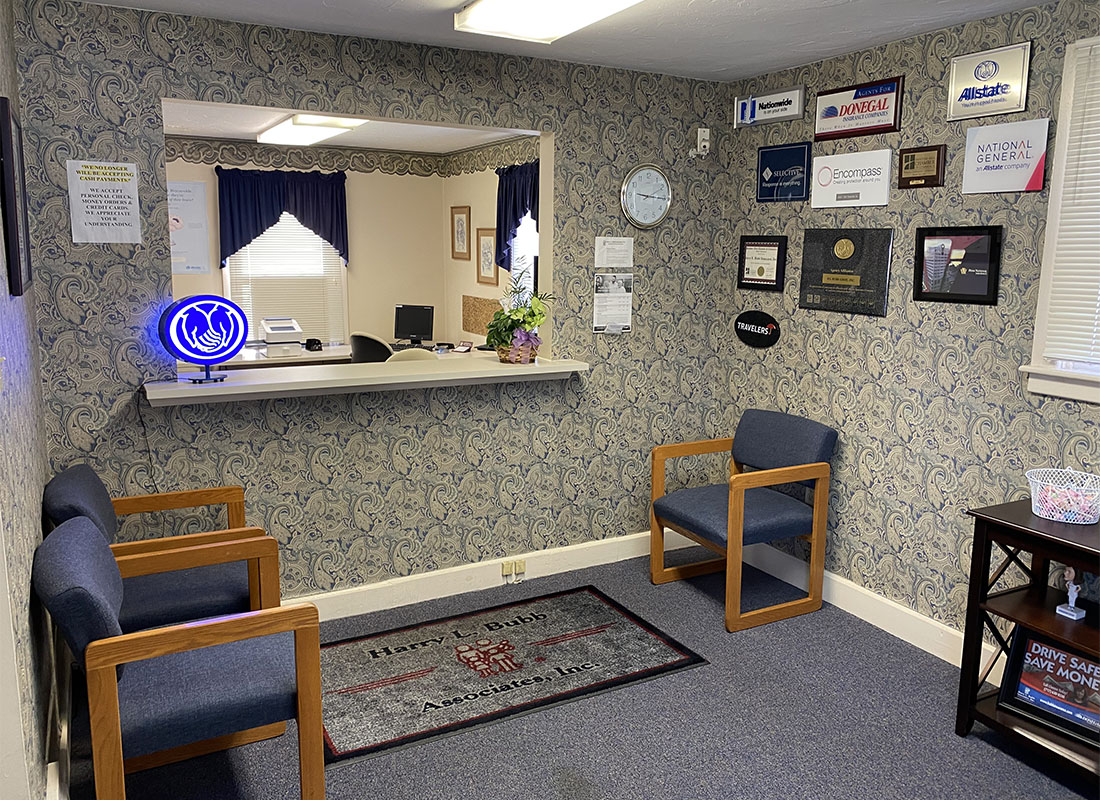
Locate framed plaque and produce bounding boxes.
[814,76,903,141]
[757,143,810,202]
[998,627,1100,746]
[914,226,1002,305]
[948,42,1031,121]
[737,235,787,292]
[1,96,32,296]
[799,228,892,317]
[898,145,946,189]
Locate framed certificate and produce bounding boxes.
[898,145,946,189]
[737,235,787,292]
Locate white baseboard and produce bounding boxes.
[741,542,1002,679]
[300,530,999,679]
[298,531,696,622]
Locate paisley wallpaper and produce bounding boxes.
[164,133,542,178]
[14,0,734,600]
[0,0,49,796]
[720,1,1100,616]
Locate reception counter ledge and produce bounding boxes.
[143,353,590,407]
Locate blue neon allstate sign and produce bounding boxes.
[158,295,248,365]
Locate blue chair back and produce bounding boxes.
[32,516,124,672]
[43,464,119,542]
[732,409,838,487]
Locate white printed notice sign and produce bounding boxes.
[66,160,142,243]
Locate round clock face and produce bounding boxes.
[621,165,671,229]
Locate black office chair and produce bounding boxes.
[349,332,394,363]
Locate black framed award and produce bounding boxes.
[898,145,946,188]
[737,235,787,292]
[799,228,892,316]
[913,226,1002,305]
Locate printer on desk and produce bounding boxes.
[260,317,304,358]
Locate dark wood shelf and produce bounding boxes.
[973,695,1099,778]
[983,585,1100,653]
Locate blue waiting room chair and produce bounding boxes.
[650,409,838,632]
[32,516,325,800]
[43,464,280,632]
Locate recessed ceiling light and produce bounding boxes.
[454,0,646,44]
[257,114,367,146]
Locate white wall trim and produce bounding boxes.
[741,541,1003,679]
[298,530,999,679]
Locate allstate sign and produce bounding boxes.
[948,42,1030,121]
[159,295,248,365]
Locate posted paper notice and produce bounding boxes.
[168,181,211,274]
[595,237,634,270]
[593,273,633,333]
[67,160,141,243]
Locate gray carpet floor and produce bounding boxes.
[69,551,1095,799]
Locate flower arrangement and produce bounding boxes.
[485,272,553,364]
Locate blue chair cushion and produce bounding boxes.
[653,484,814,548]
[43,464,119,542]
[118,632,298,759]
[119,561,253,633]
[32,517,124,668]
[732,409,838,487]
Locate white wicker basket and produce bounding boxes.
[1025,468,1100,525]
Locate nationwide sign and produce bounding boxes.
[734,86,805,128]
[948,42,1031,121]
[811,149,892,208]
[814,77,904,140]
[961,118,1048,194]
[757,142,811,201]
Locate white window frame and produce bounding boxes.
[1021,35,1100,405]
[222,212,350,345]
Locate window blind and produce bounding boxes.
[1040,40,1100,370]
[225,212,348,344]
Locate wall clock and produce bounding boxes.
[620,164,672,229]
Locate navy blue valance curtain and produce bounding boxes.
[215,166,349,267]
[494,160,539,271]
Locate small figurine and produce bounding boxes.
[1056,566,1086,621]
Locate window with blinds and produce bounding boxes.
[1026,36,1100,402]
[225,212,348,344]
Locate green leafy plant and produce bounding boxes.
[485,271,555,349]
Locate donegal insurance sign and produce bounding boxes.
[948,42,1031,121]
[814,76,904,140]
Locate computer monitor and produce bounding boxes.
[394,304,434,345]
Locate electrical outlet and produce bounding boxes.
[514,559,526,575]
[501,561,514,577]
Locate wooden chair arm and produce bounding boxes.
[112,486,246,527]
[728,462,830,491]
[85,604,318,670]
[113,535,277,579]
[109,527,266,557]
[651,438,734,502]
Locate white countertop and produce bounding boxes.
[145,351,589,407]
[178,344,352,370]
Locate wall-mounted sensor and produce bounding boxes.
[690,128,711,159]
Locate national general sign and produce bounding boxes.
[158,295,248,365]
[814,77,904,140]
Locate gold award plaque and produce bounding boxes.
[833,238,855,260]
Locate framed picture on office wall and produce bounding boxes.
[737,235,787,292]
[451,206,471,260]
[476,227,497,286]
[913,226,1002,305]
[1,96,33,296]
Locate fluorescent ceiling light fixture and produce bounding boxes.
[454,0,645,44]
[257,114,367,146]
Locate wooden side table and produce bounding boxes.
[956,500,1100,780]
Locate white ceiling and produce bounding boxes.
[162,100,534,152]
[103,0,1036,82]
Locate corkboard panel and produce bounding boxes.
[462,295,501,336]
